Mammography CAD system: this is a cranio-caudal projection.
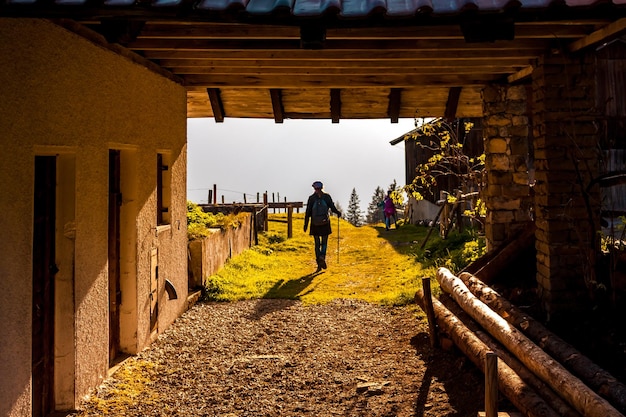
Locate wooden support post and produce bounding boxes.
[485,352,498,417]
[208,189,212,205]
[244,194,247,204]
[287,205,293,238]
[263,192,269,231]
[421,277,439,348]
[257,192,260,203]
[213,184,217,205]
[221,195,224,204]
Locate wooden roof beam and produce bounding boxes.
[142,50,546,60]
[331,89,341,123]
[507,66,534,84]
[269,89,284,123]
[185,74,500,88]
[569,17,626,52]
[444,87,462,122]
[206,88,225,123]
[388,88,401,123]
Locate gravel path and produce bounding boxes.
[72,299,484,416]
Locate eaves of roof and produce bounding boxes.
[2,0,626,24]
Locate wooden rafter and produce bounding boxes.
[388,88,401,123]
[270,89,284,123]
[37,13,626,119]
[206,88,225,122]
[330,89,341,123]
[444,87,462,122]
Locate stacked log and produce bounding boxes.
[458,271,626,414]
[414,267,626,417]
[437,294,581,417]
[415,289,564,417]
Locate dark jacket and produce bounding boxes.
[304,192,340,236]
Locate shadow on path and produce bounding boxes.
[248,270,325,320]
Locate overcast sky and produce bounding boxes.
[186,117,416,214]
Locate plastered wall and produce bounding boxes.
[0,18,188,416]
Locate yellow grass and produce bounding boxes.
[205,212,442,305]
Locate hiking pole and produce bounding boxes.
[337,215,340,264]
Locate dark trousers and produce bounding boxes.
[314,234,329,259]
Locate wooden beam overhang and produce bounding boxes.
[388,88,401,123]
[444,87,462,122]
[270,88,284,123]
[300,25,326,50]
[330,89,341,123]
[33,13,626,119]
[207,88,225,123]
[568,17,626,52]
[98,19,145,43]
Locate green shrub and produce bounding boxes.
[187,201,249,241]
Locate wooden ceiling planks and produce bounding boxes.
[72,17,626,120]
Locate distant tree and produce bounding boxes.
[346,188,363,226]
[366,186,386,224]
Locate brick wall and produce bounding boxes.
[531,51,601,320]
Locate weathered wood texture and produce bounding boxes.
[458,271,626,414]
[460,223,535,282]
[439,294,582,417]
[437,267,625,417]
[34,17,626,120]
[415,289,562,417]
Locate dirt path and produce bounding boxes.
[71,299,484,416]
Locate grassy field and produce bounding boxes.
[203,212,485,306]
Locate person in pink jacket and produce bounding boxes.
[383,191,397,231]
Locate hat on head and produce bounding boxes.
[312,181,323,189]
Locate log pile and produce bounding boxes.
[415,267,626,417]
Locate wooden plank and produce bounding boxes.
[159,58,535,68]
[477,412,523,417]
[128,38,550,51]
[507,66,534,84]
[143,49,546,60]
[569,18,626,52]
[184,74,501,88]
[170,66,522,75]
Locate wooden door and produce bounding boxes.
[108,150,122,364]
[32,156,56,417]
[150,248,158,333]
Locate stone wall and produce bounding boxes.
[188,213,254,289]
[531,51,601,320]
[482,84,534,250]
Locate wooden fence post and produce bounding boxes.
[485,352,498,417]
[263,192,269,231]
[287,205,293,238]
[421,277,439,348]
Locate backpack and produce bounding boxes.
[311,196,330,226]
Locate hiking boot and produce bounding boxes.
[316,257,323,272]
[320,257,327,269]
